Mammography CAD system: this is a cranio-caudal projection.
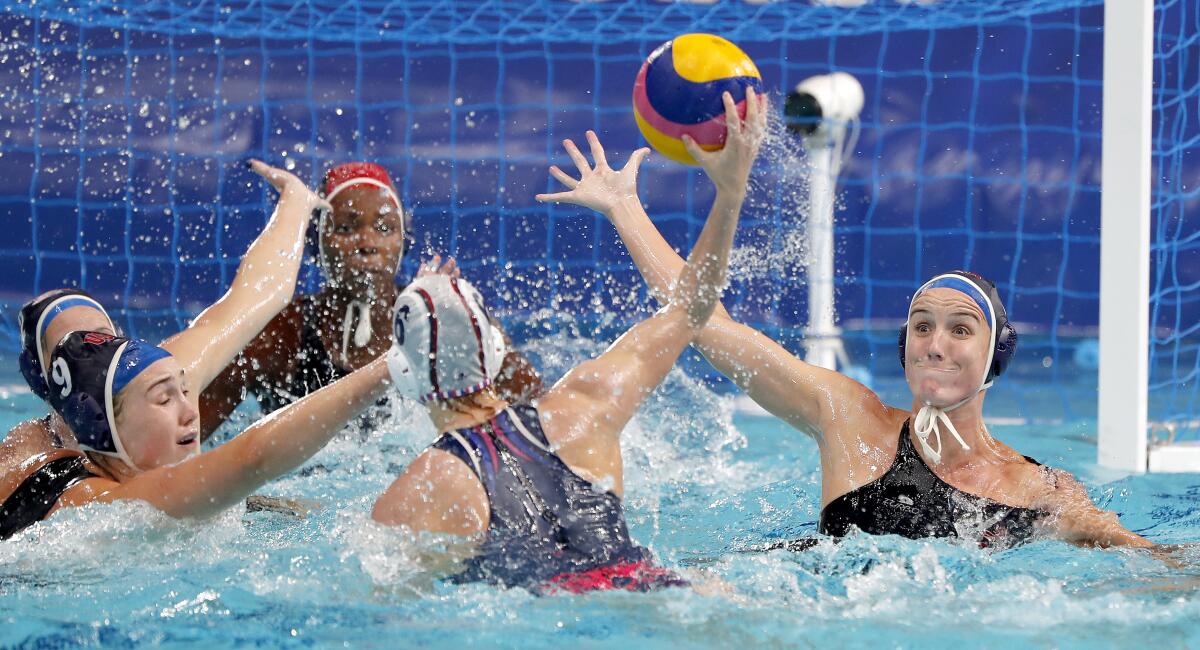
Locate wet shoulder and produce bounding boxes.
[1020,461,1084,512]
[818,406,910,504]
[938,446,1059,511]
[831,402,909,452]
[0,419,58,483]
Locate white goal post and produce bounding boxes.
[1096,0,1194,472]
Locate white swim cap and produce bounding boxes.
[387,275,506,403]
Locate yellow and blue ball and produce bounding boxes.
[632,34,762,166]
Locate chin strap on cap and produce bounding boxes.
[913,398,973,466]
[340,299,373,359]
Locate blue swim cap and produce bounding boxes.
[46,331,171,470]
[17,289,114,401]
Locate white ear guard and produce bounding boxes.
[386,343,422,400]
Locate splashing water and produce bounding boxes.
[3,336,1200,648]
[730,100,813,284]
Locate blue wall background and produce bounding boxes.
[0,0,1196,421]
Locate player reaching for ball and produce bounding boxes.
[632,33,763,166]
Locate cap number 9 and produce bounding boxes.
[50,358,72,398]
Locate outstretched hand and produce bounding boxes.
[681,86,767,194]
[246,159,328,211]
[415,254,461,280]
[535,131,650,216]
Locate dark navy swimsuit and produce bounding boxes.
[817,419,1048,549]
[254,297,390,432]
[430,404,685,593]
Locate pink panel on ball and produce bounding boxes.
[632,64,745,148]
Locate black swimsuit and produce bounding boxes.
[816,420,1048,549]
[255,297,351,413]
[0,448,95,541]
[430,404,685,592]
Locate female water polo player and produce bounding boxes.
[0,160,325,538]
[199,162,542,441]
[367,93,764,593]
[538,90,1150,550]
[17,330,390,525]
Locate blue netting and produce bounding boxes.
[1150,0,1200,438]
[7,0,1099,44]
[0,0,1116,421]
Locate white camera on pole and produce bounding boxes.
[787,72,865,139]
[785,72,864,374]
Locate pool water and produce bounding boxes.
[3,334,1200,649]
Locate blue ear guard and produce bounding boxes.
[898,270,1018,384]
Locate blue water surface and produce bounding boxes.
[2,335,1199,649]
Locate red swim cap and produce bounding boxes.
[321,162,400,208]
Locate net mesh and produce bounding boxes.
[1149,0,1200,441]
[0,0,1133,422]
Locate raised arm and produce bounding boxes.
[537,90,872,438]
[532,98,752,493]
[162,160,326,394]
[82,357,390,519]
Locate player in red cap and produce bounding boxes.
[198,162,542,440]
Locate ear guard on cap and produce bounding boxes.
[47,332,172,471]
[387,291,424,401]
[18,349,50,402]
[386,341,422,401]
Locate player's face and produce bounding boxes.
[322,186,405,282]
[904,288,992,408]
[113,357,200,470]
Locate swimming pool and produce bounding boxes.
[3,334,1199,649]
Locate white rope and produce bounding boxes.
[340,299,372,359]
[913,403,971,466]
